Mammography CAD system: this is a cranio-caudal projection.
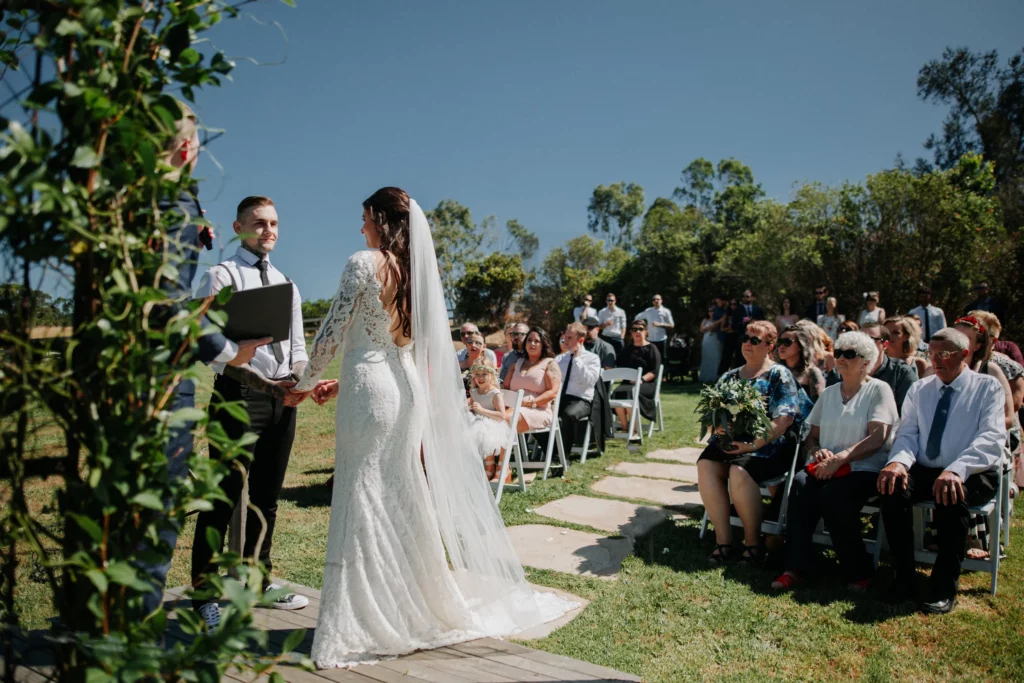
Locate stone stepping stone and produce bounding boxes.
[592,476,703,509]
[648,447,703,464]
[533,494,671,538]
[511,584,591,641]
[609,461,699,483]
[505,524,633,579]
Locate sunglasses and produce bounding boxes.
[741,335,763,346]
[929,349,961,361]
[509,332,526,338]
[835,349,861,360]
[630,327,646,333]
[778,338,796,347]
[815,290,825,295]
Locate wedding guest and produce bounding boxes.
[775,297,800,332]
[583,316,616,369]
[970,310,1024,366]
[793,320,828,369]
[700,304,724,383]
[730,289,766,367]
[877,327,1005,613]
[858,291,886,327]
[963,281,1006,322]
[884,316,930,379]
[613,320,662,436]
[467,360,512,482]
[499,322,529,383]
[573,293,597,324]
[971,311,1024,413]
[503,326,561,433]
[838,320,859,335]
[597,293,628,352]
[192,196,311,624]
[460,330,488,374]
[909,286,947,349]
[954,316,1015,431]
[554,323,602,456]
[458,322,496,369]
[805,285,830,322]
[697,320,810,565]
[816,297,845,341]
[635,293,675,364]
[772,331,898,591]
[826,323,917,414]
[558,333,569,356]
[718,298,739,375]
[776,325,826,403]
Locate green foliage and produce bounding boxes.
[0,284,72,330]
[504,219,539,261]
[426,199,485,309]
[0,1,303,679]
[454,252,527,326]
[695,377,773,444]
[587,181,645,248]
[301,298,332,321]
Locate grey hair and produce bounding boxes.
[931,327,970,352]
[834,331,878,368]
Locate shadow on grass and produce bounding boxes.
[278,482,332,509]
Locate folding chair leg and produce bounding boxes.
[872,514,886,569]
[555,428,568,471]
[657,399,664,432]
[579,422,592,465]
[541,426,558,480]
[493,447,511,505]
[991,505,1001,596]
[699,510,710,540]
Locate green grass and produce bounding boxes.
[10,366,1024,681]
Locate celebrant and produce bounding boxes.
[696,320,811,565]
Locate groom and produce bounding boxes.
[190,196,310,628]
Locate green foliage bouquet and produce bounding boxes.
[695,377,773,446]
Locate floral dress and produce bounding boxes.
[716,363,811,459]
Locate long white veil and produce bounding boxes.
[408,199,565,633]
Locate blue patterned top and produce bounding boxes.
[718,363,811,458]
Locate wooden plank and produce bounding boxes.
[450,646,604,683]
[308,666,384,683]
[436,645,559,682]
[377,658,476,683]
[404,647,518,683]
[479,640,641,682]
[352,661,435,683]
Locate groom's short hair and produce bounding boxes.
[236,196,275,222]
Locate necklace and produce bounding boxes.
[839,382,863,404]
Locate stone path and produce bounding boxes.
[505,525,634,579]
[534,494,671,538]
[608,461,699,482]
[647,447,703,464]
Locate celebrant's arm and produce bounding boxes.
[222,364,296,403]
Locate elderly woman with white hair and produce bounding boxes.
[771,331,899,592]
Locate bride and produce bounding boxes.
[290,187,574,669]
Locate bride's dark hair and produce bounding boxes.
[363,187,413,338]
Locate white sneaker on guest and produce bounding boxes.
[197,602,220,631]
[264,583,309,610]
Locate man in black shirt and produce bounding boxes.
[805,285,829,322]
[583,316,616,369]
[825,322,917,413]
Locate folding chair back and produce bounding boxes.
[603,367,643,445]
[493,390,527,504]
[645,364,665,438]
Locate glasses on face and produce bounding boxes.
[607,299,615,303]
[509,332,526,338]
[866,335,882,343]
[630,327,645,333]
[815,290,825,296]
[778,338,796,347]
[929,349,961,361]
[741,335,763,346]
[835,349,861,360]
[461,330,476,337]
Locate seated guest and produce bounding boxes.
[460,330,488,374]
[613,319,662,436]
[777,325,826,403]
[994,337,1024,366]
[583,316,616,369]
[466,360,512,482]
[697,320,811,564]
[554,323,602,456]
[826,323,917,414]
[971,311,1024,416]
[458,322,496,369]
[954,316,1016,432]
[771,332,898,591]
[502,326,561,433]
[884,316,931,379]
[499,322,529,383]
[793,319,829,370]
[877,327,1006,613]
[838,320,859,335]
[817,297,845,341]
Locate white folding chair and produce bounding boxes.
[517,389,569,480]
[645,364,665,438]
[570,416,600,464]
[811,498,885,562]
[604,367,643,447]
[699,442,803,539]
[492,390,527,504]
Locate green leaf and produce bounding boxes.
[55,19,86,36]
[280,0,296,5]
[105,561,140,586]
[206,527,222,554]
[85,569,108,593]
[168,406,206,426]
[131,491,164,510]
[85,668,114,683]
[69,513,104,542]
[281,628,306,654]
[70,145,100,168]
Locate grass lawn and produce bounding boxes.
[11,359,1024,681]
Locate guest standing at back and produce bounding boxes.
[858,291,886,327]
[635,293,674,365]
[597,293,628,352]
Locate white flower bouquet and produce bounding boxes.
[695,377,773,446]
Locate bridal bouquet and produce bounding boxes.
[695,377,772,446]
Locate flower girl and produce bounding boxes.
[467,360,513,481]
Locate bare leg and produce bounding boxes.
[614,407,628,431]
[729,465,764,547]
[698,459,733,545]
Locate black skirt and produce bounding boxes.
[697,439,796,485]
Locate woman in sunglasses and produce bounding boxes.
[613,319,662,436]
[776,325,826,404]
[771,331,898,591]
[698,320,811,565]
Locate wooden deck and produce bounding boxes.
[4,581,640,682]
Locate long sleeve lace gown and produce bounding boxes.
[294,250,571,669]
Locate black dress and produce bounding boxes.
[613,343,661,420]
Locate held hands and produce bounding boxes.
[932,470,966,506]
[228,337,273,367]
[877,462,909,495]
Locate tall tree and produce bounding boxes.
[426,199,485,309]
[454,252,527,326]
[503,219,539,261]
[587,182,645,248]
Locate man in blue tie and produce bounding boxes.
[876,328,1006,614]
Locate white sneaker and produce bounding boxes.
[197,602,220,631]
[264,583,309,610]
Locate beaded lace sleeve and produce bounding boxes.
[294,251,376,391]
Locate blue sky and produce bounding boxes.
[89,2,1024,300]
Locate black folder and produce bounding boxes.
[212,282,293,344]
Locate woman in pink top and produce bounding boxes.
[503,327,562,432]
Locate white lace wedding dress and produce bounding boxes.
[295,249,573,669]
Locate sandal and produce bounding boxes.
[740,544,766,567]
[708,544,735,565]
[770,571,802,591]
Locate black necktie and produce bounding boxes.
[560,354,574,405]
[255,260,285,364]
[924,307,931,342]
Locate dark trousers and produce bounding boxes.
[651,339,667,364]
[192,375,297,607]
[559,396,593,457]
[785,470,879,581]
[718,334,738,375]
[137,387,195,616]
[881,464,998,599]
[600,335,624,354]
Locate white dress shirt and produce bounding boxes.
[908,304,947,349]
[555,348,602,402]
[635,306,674,342]
[887,368,1006,480]
[598,306,627,338]
[458,347,497,365]
[573,305,597,323]
[194,246,308,380]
